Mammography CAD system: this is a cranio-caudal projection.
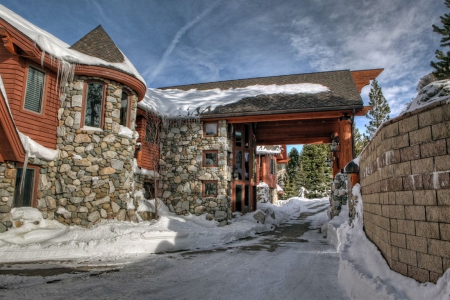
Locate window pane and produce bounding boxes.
[245,185,250,213]
[244,152,249,181]
[235,184,242,212]
[245,124,249,148]
[204,182,217,196]
[84,83,103,127]
[14,168,35,207]
[205,152,217,166]
[24,67,44,113]
[235,150,242,180]
[205,123,217,136]
[120,92,129,126]
[235,131,242,147]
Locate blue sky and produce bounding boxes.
[1,0,444,153]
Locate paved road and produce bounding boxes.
[0,199,349,300]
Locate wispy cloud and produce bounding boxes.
[145,0,222,85]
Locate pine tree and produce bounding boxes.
[365,79,390,138]
[354,126,370,157]
[431,0,450,79]
[299,144,332,198]
[284,147,303,198]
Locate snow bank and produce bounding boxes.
[140,83,329,117]
[18,132,59,161]
[323,184,450,300]
[0,5,145,85]
[0,198,308,262]
[402,79,450,114]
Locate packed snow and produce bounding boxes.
[140,83,329,118]
[256,145,282,155]
[0,5,145,85]
[18,132,59,161]
[402,79,450,114]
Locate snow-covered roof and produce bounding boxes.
[256,145,283,155]
[139,83,329,118]
[0,5,145,86]
[402,79,450,114]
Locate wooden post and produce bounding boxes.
[339,118,353,171]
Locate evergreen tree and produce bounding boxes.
[354,126,370,157]
[299,144,332,198]
[416,73,437,92]
[284,147,303,198]
[431,0,450,79]
[365,79,390,138]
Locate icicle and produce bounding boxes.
[40,50,46,67]
[55,59,75,107]
[19,152,29,194]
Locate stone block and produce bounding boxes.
[431,121,450,140]
[413,190,436,206]
[428,206,450,223]
[390,218,398,232]
[397,219,415,235]
[409,126,431,146]
[403,175,423,191]
[408,266,430,283]
[391,135,409,150]
[399,115,418,134]
[394,161,411,177]
[383,123,399,139]
[415,221,440,238]
[419,107,444,128]
[400,145,420,161]
[441,223,450,241]
[411,158,433,175]
[428,239,450,259]
[399,248,418,266]
[391,260,408,276]
[436,155,450,172]
[438,190,450,205]
[405,205,425,221]
[417,253,443,273]
[406,235,427,253]
[88,211,100,222]
[391,232,406,248]
[389,205,405,219]
[388,177,403,191]
[420,139,447,158]
[395,191,413,205]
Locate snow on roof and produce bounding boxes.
[402,79,450,114]
[18,132,59,161]
[139,83,329,118]
[0,5,145,85]
[256,145,282,155]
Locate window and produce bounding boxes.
[84,82,104,128]
[204,122,218,137]
[144,181,155,199]
[13,167,38,207]
[119,91,130,127]
[202,181,218,197]
[203,150,218,167]
[270,158,276,175]
[24,66,45,113]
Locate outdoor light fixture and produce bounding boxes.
[330,133,340,152]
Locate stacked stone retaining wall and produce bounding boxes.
[359,100,450,283]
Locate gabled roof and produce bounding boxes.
[70,25,124,63]
[160,70,364,117]
[0,89,25,162]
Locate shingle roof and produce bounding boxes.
[160,70,363,116]
[70,25,124,63]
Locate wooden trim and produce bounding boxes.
[21,61,48,116]
[0,91,25,162]
[350,69,384,92]
[202,180,218,197]
[120,90,132,128]
[203,121,218,137]
[0,27,18,55]
[202,150,219,167]
[13,163,40,208]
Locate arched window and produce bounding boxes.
[84,82,104,128]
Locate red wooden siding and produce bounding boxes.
[135,112,159,171]
[0,44,58,149]
[260,156,277,189]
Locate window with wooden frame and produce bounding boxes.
[23,66,46,113]
[119,90,131,127]
[202,180,218,197]
[203,150,218,167]
[270,158,276,175]
[203,122,218,137]
[145,119,159,143]
[82,82,105,128]
[13,165,39,207]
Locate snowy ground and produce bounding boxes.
[0,194,449,299]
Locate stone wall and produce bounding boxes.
[359,100,450,283]
[0,162,15,232]
[159,120,232,223]
[41,76,139,226]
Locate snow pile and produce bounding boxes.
[323,184,450,300]
[140,83,329,118]
[118,125,134,139]
[257,181,270,203]
[18,132,59,161]
[133,158,158,178]
[402,79,450,114]
[0,5,144,85]
[0,198,308,263]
